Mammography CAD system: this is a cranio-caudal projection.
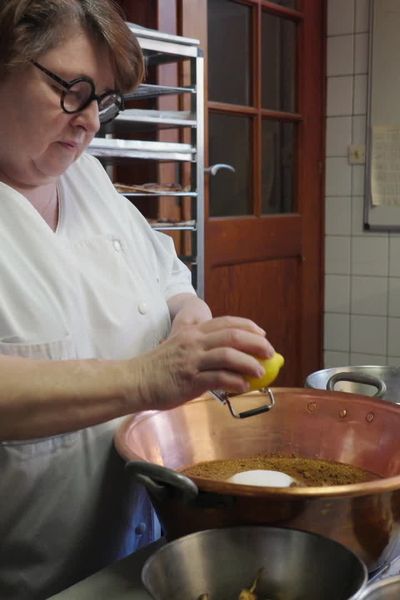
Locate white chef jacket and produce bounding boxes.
[0,153,196,599]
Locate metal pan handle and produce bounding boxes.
[326,372,387,398]
[125,460,198,503]
[210,388,275,418]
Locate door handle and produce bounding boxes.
[204,163,236,176]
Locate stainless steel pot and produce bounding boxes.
[141,526,368,600]
[305,365,400,403]
[115,389,400,572]
[358,575,400,599]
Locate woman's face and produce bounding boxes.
[0,29,115,189]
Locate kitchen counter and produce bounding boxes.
[45,537,400,599]
[47,539,164,599]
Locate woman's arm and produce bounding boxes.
[167,293,212,336]
[0,316,273,441]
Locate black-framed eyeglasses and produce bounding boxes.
[31,60,124,124]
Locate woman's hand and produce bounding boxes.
[0,316,273,438]
[167,293,212,338]
[126,316,274,412]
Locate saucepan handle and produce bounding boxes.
[367,555,400,584]
[125,460,198,503]
[210,388,276,418]
[326,372,387,398]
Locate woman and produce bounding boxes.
[0,1,274,598]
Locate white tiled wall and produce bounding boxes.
[324,0,400,368]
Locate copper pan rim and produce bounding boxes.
[116,390,400,498]
[188,474,400,498]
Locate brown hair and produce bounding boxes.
[0,0,144,92]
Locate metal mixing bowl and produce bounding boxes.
[141,526,368,600]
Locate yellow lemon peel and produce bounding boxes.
[245,352,285,391]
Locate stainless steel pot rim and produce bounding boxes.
[142,525,368,566]
[307,365,400,376]
[358,574,400,596]
[305,365,400,401]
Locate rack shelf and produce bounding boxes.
[127,24,201,61]
[88,138,195,162]
[150,221,196,232]
[124,83,195,101]
[97,23,204,296]
[114,109,196,131]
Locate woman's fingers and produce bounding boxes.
[200,328,273,359]
[196,347,265,379]
[198,317,274,357]
[192,370,251,396]
[199,315,266,336]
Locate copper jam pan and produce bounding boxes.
[115,388,400,571]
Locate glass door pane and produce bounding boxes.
[207,1,299,218]
[262,11,296,111]
[208,0,252,105]
[209,112,252,216]
[262,120,295,214]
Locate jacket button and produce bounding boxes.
[138,302,148,315]
[135,522,147,536]
[113,239,122,252]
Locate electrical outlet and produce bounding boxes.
[348,144,366,165]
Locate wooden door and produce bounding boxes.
[181,0,325,386]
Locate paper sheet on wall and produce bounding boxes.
[371,125,400,206]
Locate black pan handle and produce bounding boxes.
[326,372,387,398]
[125,460,198,503]
[210,388,275,418]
